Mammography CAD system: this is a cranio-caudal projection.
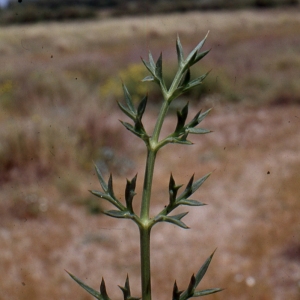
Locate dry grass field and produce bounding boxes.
[0,8,300,300]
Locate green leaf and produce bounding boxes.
[122,83,136,114]
[89,190,111,201]
[118,101,136,121]
[187,274,196,297]
[176,35,184,65]
[90,190,125,211]
[193,49,211,66]
[194,250,216,288]
[191,173,211,194]
[184,174,194,197]
[186,110,201,128]
[184,108,212,133]
[94,164,108,192]
[169,173,183,206]
[181,69,191,88]
[142,75,154,82]
[192,288,223,297]
[183,72,209,92]
[141,58,155,76]
[66,270,102,300]
[176,199,206,207]
[156,212,189,229]
[100,278,111,300]
[108,174,116,199]
[172,281,183,300]
[104,210,129,218]
[125,174,137,213]
[197,108,212,124]
[155,52,163,81]
[174,102,189,134]
[180,251,222,300]
[185,32,209,70]
[137,95,148,121]
[149,51,156,69]
[187,128,211,134]
[172,137,193,146]
[119,275,141,300]
[120,120,143,138]
[177,173,210,201]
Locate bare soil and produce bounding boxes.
[1,104,300,300]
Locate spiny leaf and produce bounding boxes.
[157,212,189,229]
[187,274,196,297]
[186,110,201,128]
[118,276,130,300]
[66,270,102,300]
[120,120,143,138]
[94,164,108,192]
[177,173,210,201]
[176,199,206,207]
[89,190,125,211]
[174,102,189,134]
[192,288,223,297]
[184,108,212,132]
[197,108,212,124]
[187,51,198,68]
[124,275,130,293]
[169,173,183,206]
[191,173,211,194]
[125,174,137,213]
[172,281,183,300]
[155,52,163,81]
[149,51,156,69]
[90,190,109,200]
[142,75,154,82]
[141,58,155,76]
[185,32,209,70]
[137,95,148,121]
[180,252,221,300]
[100,278,111,300]
[122,83,136,114]
[171,137,193,146]
[104,210,129,219]
[181,69,191,88]
[185,174,194,197]
[118,101,136,121]
[118,275,141,300]
[183,72,209,92]
[108,174,116,198]
[176,35,184,65]
[194,250,217,288]
[193,49,211,65]
[187,128,211,134]
[134,118,147,137]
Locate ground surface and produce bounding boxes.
[1,104,300,300]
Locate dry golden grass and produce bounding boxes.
[0,8,300,300]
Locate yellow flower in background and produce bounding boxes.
[0,80,13,96]
[100,63,148,104]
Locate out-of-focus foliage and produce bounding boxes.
[0,0,298,24]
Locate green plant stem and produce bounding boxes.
[140,149,156,220]
[139,225,152,300]
[139,149,156,300]
[139,98,173,300]
[152,99,170,144]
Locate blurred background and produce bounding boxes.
[0,1,300,300]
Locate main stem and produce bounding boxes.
[140,224,152,300]
[139,99,171,300]
[139,149,156,300]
